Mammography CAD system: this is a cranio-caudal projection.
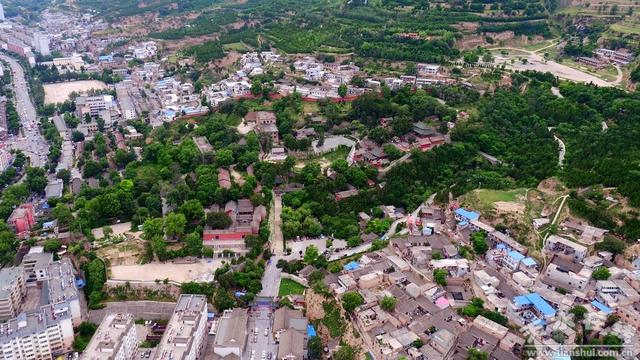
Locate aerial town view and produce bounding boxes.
[0,0,639,359]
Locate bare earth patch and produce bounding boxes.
[44,80,108,104]
[493,201,525,214]
[110,259,224,283]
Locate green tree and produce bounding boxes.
[380,296,397,312]
[184,232,203,256]
[179,199,205,224]
[471,231,489,254]
[433,268,448,286]
[52,203,73,227]
[56,169,71,184]
[464,52,479,64]
[43,239,61,253]
[342,291,364,313]
[333,344,357,360]
[206,212,232,229]
[338,84,348,98]
[570,305,587,321]
[26,167,47,193]
[71,130,85,142]
[304,245,319,264]
[164,212,187,239]
[96,116,105,132]
[603,334,622,346]
[468,349,488,360]
[142,218,164,241]
[216,149,234,167]
[592,267,611,280]
[308,336,323,360]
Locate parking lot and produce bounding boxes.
[244,306,278,360]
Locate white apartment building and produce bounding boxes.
[21,251,52,284]
[0,268,26,321]
[545,235,588,261]
[116,85,137,121]
[81,313,138,360]
[596,280,640,307]
[32,33,50,57]
[0,150,13,173]
[0,306,75,359]
[417,64,440,75]
[52,54,84,71]
[45,259,82,327]
[130,42,157,60]
[543,263,590,292]
[75,95,115,120]
[155,294,208,360]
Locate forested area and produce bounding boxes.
[378,78,640,241]
[149,11,239,40]
[76,0,221,19]
[144,0,553,64]
[183,41,225,63]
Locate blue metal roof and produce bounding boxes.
[496,244,506,250]
[508,250,525,261]
[514,293,556,317]
[344,261,360,271]
[591,300,612,314]
[522,257,537,267]
[454,208,480,221]
[458,221,468,226]
[307,324,317,337]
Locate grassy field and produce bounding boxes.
[477,189,527,203]
[222,42,250,52]
[462,188,527,213]
[278,278,307,297]
[609,21,640,35]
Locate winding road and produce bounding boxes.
[0,54,49,168]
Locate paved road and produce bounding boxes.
[0,54,49,168]
[244,307,278,360]
[258,259,282,298]
[270,193,284,256]
[259,192,284,299]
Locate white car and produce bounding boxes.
[264,329,268,336]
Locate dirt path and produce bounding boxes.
[554,135,566,167]
[613,64,623,85]
[532,39,560,54]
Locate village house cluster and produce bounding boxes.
[289,203,640,359]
